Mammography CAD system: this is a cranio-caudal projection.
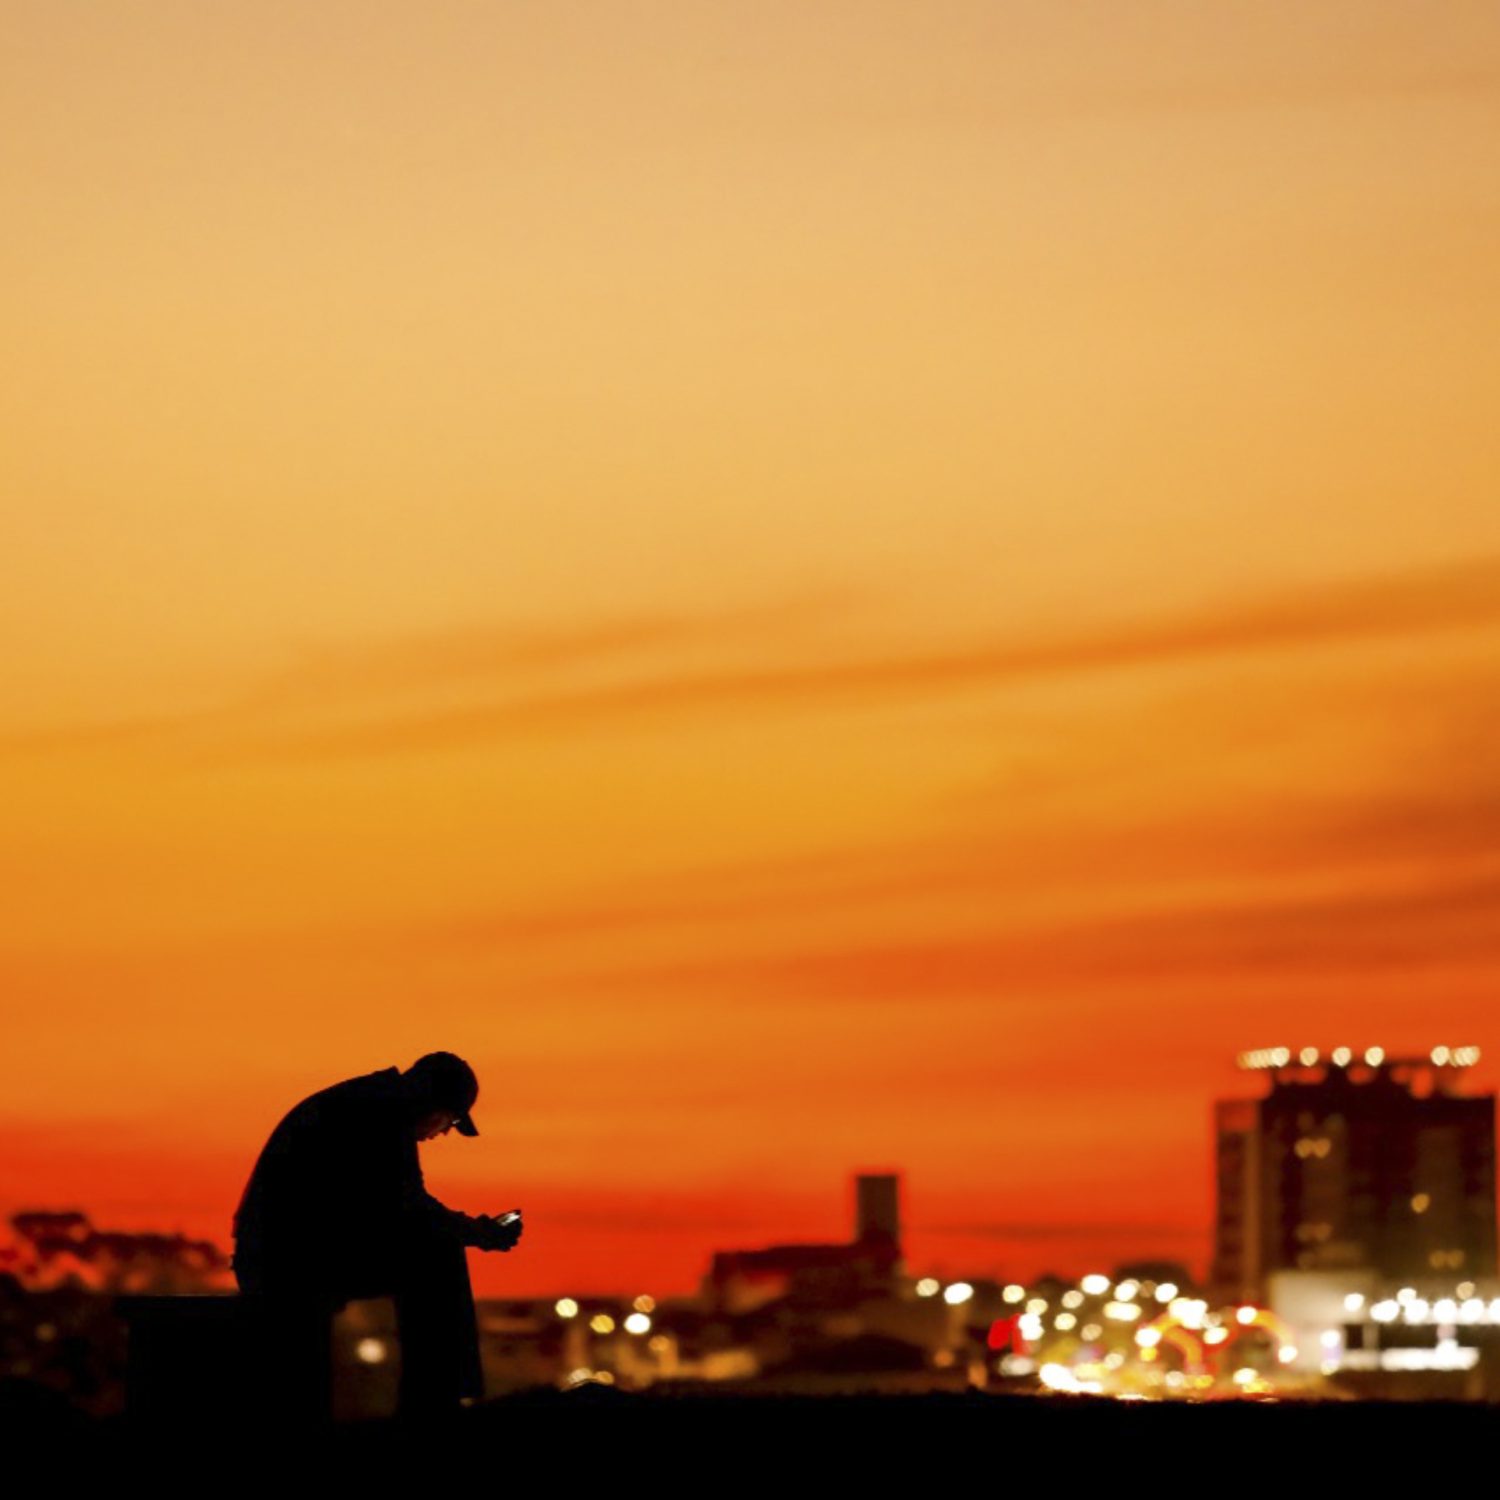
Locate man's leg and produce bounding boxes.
[391,1220,484,1415]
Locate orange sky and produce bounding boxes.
[3,2,1499,1298]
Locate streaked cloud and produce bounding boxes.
[6,554,1496,764]
[579,863,1500,1004]
[235,553,1500,759]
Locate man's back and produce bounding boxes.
[232,1066,421,1302]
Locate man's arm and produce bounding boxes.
[404,1181,491,1246]
[393,1131,516,1248]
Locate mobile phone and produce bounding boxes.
[496,1209,522,1225]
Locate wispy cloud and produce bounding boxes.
[560,862,1500,1002]
[255,589,863,700]
[7,554,1498,764]
[413,675,1500,962]
[245,553,1500,760]
[0,585,857,757]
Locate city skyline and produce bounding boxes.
[6,1040,1494,1300]
[5,1,1500,1302]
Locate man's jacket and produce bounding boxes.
[231,1066,486,1305]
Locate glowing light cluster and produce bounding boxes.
[1169,1298,1208,1328]
[1342,1345,1480,1372]
[1238,1048,1293,1069]
[1434,1045,1482,1066]
[1038,1363,1102,1394]
[1366,1292,1500,1325]
[1240,1044,1478,1071]
[984,1273,1333,1401]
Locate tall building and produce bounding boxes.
[855,1172,901,1247]
[1212,1046,1496,1302]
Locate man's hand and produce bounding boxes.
[473,1212,524,1252]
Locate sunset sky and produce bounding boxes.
[4,2,1499,1297]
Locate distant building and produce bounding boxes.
[704,1172,905,1314]
[1212,1047,1497,1302]
[856,1173,901,1248]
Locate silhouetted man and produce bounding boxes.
[231,1052,522,1419]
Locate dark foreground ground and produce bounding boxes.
[8,1381,1500,1483]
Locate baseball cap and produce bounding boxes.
[409,1051,480,1136]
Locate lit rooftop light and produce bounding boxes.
[1332,1047,1352,1066]
[943,1282,974,1306]
[1299,1047,1319,1066]
[1432,1046,1452,1066]
[1366,1047,1385,1066]
[915,1277,941,1298]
